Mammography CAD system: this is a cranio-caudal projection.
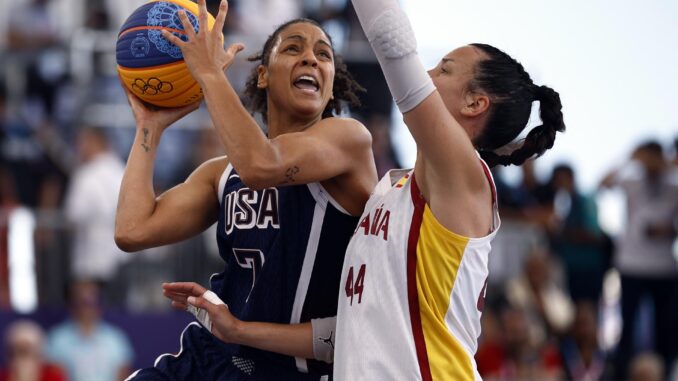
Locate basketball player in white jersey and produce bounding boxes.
[331,0,566,379]
[162,0,565,379]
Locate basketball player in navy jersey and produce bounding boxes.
[115,0,377,379]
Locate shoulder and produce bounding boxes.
[188,156,230,181]
[313,117,372,147]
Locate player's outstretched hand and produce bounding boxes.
[161,0,245,81]
[162,282,241,344]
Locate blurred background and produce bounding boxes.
[0,0,676,380]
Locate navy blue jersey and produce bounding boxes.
[132,163,358,381]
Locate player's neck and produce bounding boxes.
[266,110,321,138]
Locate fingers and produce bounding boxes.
[226,43,245,58]
[213,0,228,35]
[197,0,209,33]
[187,295,217,315]
[177,10,196,37]
[161,29,186,48]
[162,282,207,296]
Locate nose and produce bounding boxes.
[427,68,434,77]
[301,49,318,68]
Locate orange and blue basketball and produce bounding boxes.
[116,0,215,108]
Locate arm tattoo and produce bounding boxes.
[141,128,150,152]
[281,166,300,184]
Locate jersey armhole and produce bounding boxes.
[217,163,234,203]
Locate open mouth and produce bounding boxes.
[293,75,320,92]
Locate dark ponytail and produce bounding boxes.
[470,43,565,167]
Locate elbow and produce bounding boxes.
[114,224,146,253]
[236,157,280,191]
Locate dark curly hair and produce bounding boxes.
[469,43,566,167]
[243,18,364,124]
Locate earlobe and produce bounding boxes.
[257,65,268,89]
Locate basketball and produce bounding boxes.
[116,0,216,108]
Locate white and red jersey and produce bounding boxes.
[334,163,500,381]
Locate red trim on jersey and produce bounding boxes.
[407,174,433,381]
[478,159,497,205]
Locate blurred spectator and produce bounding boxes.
[46,280,133,381]
[475,306,505,378]
[0,78,49,208]
[231,0,301,39]
[34,174,70,307]
[479,306,563,381]
[7,0,67,119]
[0,163,22,309]
[365,114,401,177]
[63,127,127,303]
[548,164,611,302]
[0,320,66,381]
[628,352,664,381]
[600,140,678,379]
[559,301,608,381]
[506,247,574,343]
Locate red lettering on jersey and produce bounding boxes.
[358,215,370,235]
[358,206,391,240]
[370,207,383,235]
[378,210,390,240]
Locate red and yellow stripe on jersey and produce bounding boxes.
[335,162,499,381]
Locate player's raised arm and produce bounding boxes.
[161,0,375,215]
[350,0,564,213]
[114,89,220,252]
[349,0,483,189]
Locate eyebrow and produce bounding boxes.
[442,58,455,64]
[282,34,333,50]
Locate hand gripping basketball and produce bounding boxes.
[161,0,245,83]
[116,0,224,107]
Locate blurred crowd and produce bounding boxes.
[1,0,677,380]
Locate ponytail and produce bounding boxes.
[480,85,565,167]
[470,43,565,168]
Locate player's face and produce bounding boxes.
[427,45,488,122]
[260,23,335,119]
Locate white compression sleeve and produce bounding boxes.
[351,0,435,113]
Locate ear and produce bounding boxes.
[461,92,490,118]
[257,65,268,89]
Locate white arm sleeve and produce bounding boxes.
[311,316,336,363]
[351,0,435,113]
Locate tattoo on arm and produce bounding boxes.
[141,128,150,152]
[281,166,300,184]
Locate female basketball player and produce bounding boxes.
[157,0,564,379]
[116,1,377,379]
[331,0,566,379]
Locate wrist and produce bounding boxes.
[135,125,162,151]
[228,319,246,345]
[196,69,227,90]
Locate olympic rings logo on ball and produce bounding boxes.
[132,77,174,95]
